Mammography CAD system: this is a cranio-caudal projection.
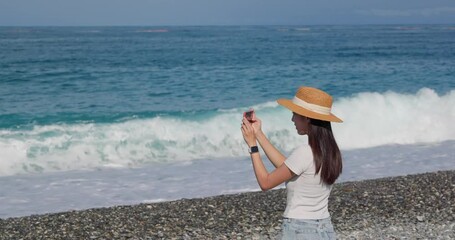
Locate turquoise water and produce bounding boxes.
[0,25,454,176]
[1,25,454,127]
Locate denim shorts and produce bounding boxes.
[281,217,336,240]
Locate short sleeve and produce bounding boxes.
[284,145,313,175]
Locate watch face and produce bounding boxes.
[250,146,259,153]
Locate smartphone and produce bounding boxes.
[243,109,255,122]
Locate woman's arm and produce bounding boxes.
[249,114,286,168]
[241,118,295,191]
[250,152,294,191]
[255,130,286,168]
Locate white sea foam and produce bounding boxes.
[333,88,455,149]
[0,88,454,176]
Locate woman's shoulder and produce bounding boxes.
[286,144,314,174]
[292,144,312,155]
[289,144,313,161]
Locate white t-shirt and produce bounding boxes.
[283,144,332,219]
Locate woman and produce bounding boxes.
[241,86,342,240]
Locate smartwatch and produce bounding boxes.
[249,146,259,154]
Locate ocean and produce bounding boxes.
[0,25,454,218]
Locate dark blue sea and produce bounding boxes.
[0,25,454,218]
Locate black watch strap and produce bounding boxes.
[249,146,259,154]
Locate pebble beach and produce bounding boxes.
[2,25,455,240]
[1,170,454,239]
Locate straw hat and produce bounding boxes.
[277,86,343,123]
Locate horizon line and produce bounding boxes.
[1,22,455,28]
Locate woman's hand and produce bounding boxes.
[241,118,257,147]
[250,112,262,135]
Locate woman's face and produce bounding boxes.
[292,112,309,135]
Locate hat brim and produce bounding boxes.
[277,99,343,123]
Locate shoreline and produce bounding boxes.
[1,170,454,239]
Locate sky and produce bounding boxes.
[1,0,455,26]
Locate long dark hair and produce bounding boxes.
[308,118,342,185]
